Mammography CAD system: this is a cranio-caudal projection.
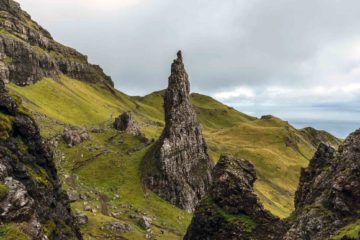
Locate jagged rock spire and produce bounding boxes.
[143,51,213,212]
[185,156,286,240]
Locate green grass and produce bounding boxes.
[198,197,257,233]
[0,224,30,240]
[0,183,9,200]
[8,76,135,126]
[332,220,360,240]
[4,56,12,65]
[6,76,340,239]
[0,113,13,140]
[56,127,191,239]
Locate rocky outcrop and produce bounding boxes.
[0,82,82,239]
[185,156,287,240]
[0,0,113,87]
[143,51,213,212]
[284,131,360,240]
[185,129,360,240]
[300,127,342,148]
[114,112,143,137]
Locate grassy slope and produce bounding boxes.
[7,76,340,239]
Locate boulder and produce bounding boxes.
[67,189,79,202]
[75,212,88,225]
[63,126,89,147]
[139,216,152,230]
[114,111,143,137]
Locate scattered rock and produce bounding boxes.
[143,51,214,212]
[101,222,132,233]
[75,212,89,225]
[67,189,79,202]
[84,205,92,212]
[63,126,89,147]
[111,212,121,218]
[139,216,152,230]
[91,127,104,133]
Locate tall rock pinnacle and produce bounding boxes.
[143,51,213,212]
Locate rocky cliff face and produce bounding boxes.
[184,155,287,240]
[284,131,360,240]
[185,130,360,240]
[0,81,82,239]
[0,0,113,87]
[143,51,213,212]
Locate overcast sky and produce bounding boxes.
[17,0,360,138]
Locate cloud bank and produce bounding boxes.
[16,0,360,137]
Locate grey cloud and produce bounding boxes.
[15,0,360,136]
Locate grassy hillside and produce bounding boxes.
[7,76,341,239]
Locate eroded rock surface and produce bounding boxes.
[0,0,113,86]
[143,51,213,212]
[284,132,360,240]
[0,83,82,239]
[185,156,286,240]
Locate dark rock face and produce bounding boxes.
[114,112,143,137]
[0,84,82,239]
[300,127,342,149]
[284,131,360,240]
[143,51,213,212]
[184,156,287,240]
[0,0,113,86]
[186,130,360,240]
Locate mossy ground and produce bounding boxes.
[0,224,30,240]
[6,76,340,238]
[332,219,360,240]
[0,183,9,200]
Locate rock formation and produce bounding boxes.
[185,130,360,240]
[284,133,360,240]
[300,126,342,148]
[0,82,82,239]
[143,51,213,212]
[114,112,143,137]
[0,0,113,87]
[184,155,287,240]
